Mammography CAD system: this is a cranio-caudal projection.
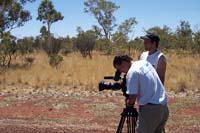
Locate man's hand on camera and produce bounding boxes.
[126,98,134,107]
[126,94,137,107]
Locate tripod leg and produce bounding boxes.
[127,116,130,133]
[117,116,126,133]
[129,116,135,133]
[130,116,133,133]
[132,117,136,133]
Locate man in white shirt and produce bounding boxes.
[140,32,167,85]
[113,55,169,133]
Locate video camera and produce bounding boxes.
[98,70,128,97]
[99,70,138,133]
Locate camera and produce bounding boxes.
[98,70,128,97]
[98,70,138,133]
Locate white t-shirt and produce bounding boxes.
[139,50,164,70]
[126,60,167,106]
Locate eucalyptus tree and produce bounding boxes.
[37,0,64,55]
[110,17,137,55]
[0,0,35,37]
[112,17,137,43]
[75,27,97,58]
[193,25,200,53]
[17,36,35,56]
[0,0,35,13]
[84,0,119,40]
[0,32,17,67]
[0,0,35,67]
[37,0,64,36]
[175,20,193,50]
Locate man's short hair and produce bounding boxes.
[113,55,132,66]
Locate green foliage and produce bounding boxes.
[84,0,119,40]
[175,20,193,50]
[17,36,35,55]
[0,0,35,67]
[48,37,62,55]
[144,21,196,52]
[112,32,127,45]
[194,32,200,45]
[92,25,103,39]
[40,26,48,37]
[33,36,43,50]
[114,17,137,43]
[193,31,200,52]
[49,54,63,68]
[37,0,64,35]
[147,25,174,49]
[75,29,97,58]
[0,0,35,35]
[0,32,17,67]
[60,36,73,56]
[37,0,64,56]
[129,37,144,51]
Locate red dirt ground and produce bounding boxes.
[0,92,199,133]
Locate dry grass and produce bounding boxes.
[0,50,200,94]
[165,51,200,93]
[1,51,115,92]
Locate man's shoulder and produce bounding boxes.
[158,54,167,64]
[133,60,150,68]
[141,51,149,55]
[156,51,167,62]
[139,51,149,60]
[157,50,167,61]
[157,50,166,56]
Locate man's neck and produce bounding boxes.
[148,49,158,55]
[126,62,132,73]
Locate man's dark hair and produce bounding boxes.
[150,38,159,48]
[113,55,133,66]
[140,32,160,48]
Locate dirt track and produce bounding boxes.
[0,90,200,133]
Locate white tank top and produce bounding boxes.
[139,50,163,70]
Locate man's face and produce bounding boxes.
[114,61,130,73]
[143,39,154,51]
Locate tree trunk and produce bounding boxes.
[47,21,52,55]
[7,53,12,67]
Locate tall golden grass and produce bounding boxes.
[0,50,199,94]
[165,51,200,93]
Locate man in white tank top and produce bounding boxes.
[113,55,169,133]
[140,32,167,85]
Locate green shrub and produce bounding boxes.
[49,54,63,68]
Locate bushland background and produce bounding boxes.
[0,0,200,132]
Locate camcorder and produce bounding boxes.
[98,70,128,97]
[99,70,138,133]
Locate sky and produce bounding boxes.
[10,0,200,39]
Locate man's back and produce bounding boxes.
[126,60,167,106]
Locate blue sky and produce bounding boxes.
[10,0,200,39]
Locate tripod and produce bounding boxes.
[117,106,138,133]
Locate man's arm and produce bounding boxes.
[157,55,167,85]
